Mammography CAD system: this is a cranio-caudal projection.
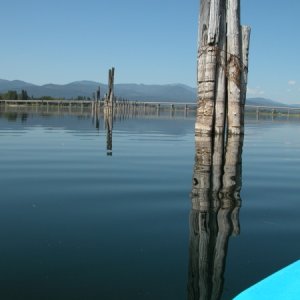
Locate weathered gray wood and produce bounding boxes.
[104,106,113,155]
[105,67,115,109]
[212,134,224,209]
[240,26,251,105]
[189,117,244,300]
[211,206,231,300]
[226,0,242,135]
[222,134,243,208]
[188,210,201,300]
[240,26,251,130]
[214,0,227,135]
[96,86,101,101]
[192,135,213,212]
[196,0,250,136]
[197,0,211,48]
[196,0,222,136]
[108,67,115,104]
[188,210,212,300]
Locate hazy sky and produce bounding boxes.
[1,0,300,103]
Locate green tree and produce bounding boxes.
[76,96,85,100]
[20,90,29,100]
[40,96,55,100]
[5,90,18,100]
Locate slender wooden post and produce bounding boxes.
[108,67,115,106]
[240,26,251,129]
[196,0,223,136]
[96,86,101,101]
[226,0,242,135]
[214,0,227,135]
[157,104,160,116]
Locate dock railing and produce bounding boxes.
[1,99,300,119]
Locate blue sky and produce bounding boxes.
[1,0,300,103]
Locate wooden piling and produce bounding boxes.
[96,86,101,101]
[103,67,115,155]
[195,0,223,136]
[240,25,251,129]
[108,67,115,105]
[196,0,251,137]
[226,0,242,135]
[214,0,227,136]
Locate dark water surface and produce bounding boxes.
[0,111,299,300]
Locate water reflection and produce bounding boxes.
[104,105,113,156]
[189,134,243,300]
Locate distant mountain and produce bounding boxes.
[0,79,196,102]
[115,83,196,102]
[0,79,36,90]
[1,79,298,106]
[246,97,288,107]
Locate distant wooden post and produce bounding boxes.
[103,67,115,155]
[96,86,101,101]
[157,104,160,116]
[196,0,251,136]
[107,67,115,106]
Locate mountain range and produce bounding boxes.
[0,79,297,107]
[0,79,197,102]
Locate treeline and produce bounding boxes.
[0,90,92,101]
[0,90,30,100]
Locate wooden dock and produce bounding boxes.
[1,99,300,120]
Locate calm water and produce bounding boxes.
[0,110,300,300]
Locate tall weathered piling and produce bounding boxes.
[104,67,115,156]
[196,0,251,136]
[107,67,115,106]
[96,86,101,101]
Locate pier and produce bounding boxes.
[1,99,300,120]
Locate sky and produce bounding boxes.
[1,0,300,103]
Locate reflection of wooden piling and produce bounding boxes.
[95,110,100,130]
[103,106,113,155]
[189,133,243,300]
[192,135,213,212]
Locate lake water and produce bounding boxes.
[0,109,300,300]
